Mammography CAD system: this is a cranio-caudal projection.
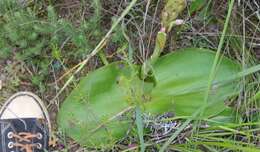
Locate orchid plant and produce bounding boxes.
[57,0,242,148]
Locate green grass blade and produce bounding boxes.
[159,106,203,152]
[193,141,260,152]
[159,0,235,151]
[203,0,235,111]
[135,107,145,152]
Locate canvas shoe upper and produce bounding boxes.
[0,92,51,152]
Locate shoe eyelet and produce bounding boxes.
[7,132,13,139]
[8,142,14,148]
[36,133,43,139]
[36,143,42,149]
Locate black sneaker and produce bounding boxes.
[0,92,51,152]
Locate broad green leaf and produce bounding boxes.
[58,62,136,148]
[58,48,241,148]
[149,48,241,117]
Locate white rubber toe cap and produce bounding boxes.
[0,92,48,119]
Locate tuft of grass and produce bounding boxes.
[0,1,106,91]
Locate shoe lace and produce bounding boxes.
[12,132,40,152]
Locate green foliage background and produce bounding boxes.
[0,0,105,91]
